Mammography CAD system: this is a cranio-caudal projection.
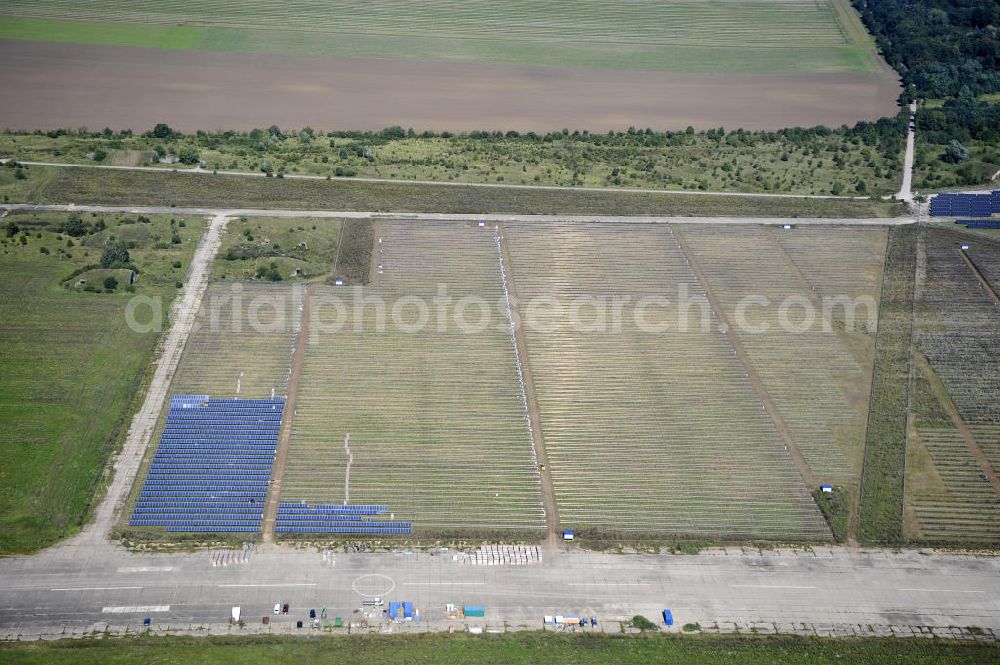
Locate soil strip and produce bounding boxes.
[261,282,313,542]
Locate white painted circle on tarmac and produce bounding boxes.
[352,573,395,598]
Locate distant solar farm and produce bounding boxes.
[122,218,1000,545]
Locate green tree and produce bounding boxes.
[4,221,19,237]
[177,146,200,165]
[103,275,118,291]
[151,123,174,139]
[942,140,969,164]
[100,238,130,268]
[62,213,88,237]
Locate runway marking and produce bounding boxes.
[118,567,175,573]
[897,588,985,594]
[217,583,317,588]
[403,582,485,586]
[566,582,652,587]
[102,605,170,614]
[51,586,143,592]
[351,573,395,598]
[730,584,816,590]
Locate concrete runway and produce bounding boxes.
[2,539,999,640]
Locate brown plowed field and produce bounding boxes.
[0,40,900,132]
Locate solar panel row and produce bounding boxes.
[275,502,412,534]
[930,191,1000,217]
[276,526,412,534]
[129,394,285,533]
[956,219,1000,229]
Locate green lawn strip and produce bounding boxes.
[0,633,997,664]
[858,225,917,543]
[3,166,904,218]
[0,17,205,50]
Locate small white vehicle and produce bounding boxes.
[273,603,281,615]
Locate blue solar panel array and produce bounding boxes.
[956,219,1000,229]
[930,191,1000,217]
[129,394,285,533]
[276,502,412,534]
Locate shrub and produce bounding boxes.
[177,146,200,165]
[62,213,88,237]
[255,262,282,282]
[103,276,118,291]
[631,615,657,632]
[100,238,130,268]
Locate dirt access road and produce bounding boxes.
[0,40,900,132]
[77,212,231,543]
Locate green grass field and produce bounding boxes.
[0,166,905,218]
[857,225,917,543]
[0,633,997,665]
[0,0,881,74]
[0,211,204,552]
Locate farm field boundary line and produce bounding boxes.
[0,160,881,201]
[0,204,914,226]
